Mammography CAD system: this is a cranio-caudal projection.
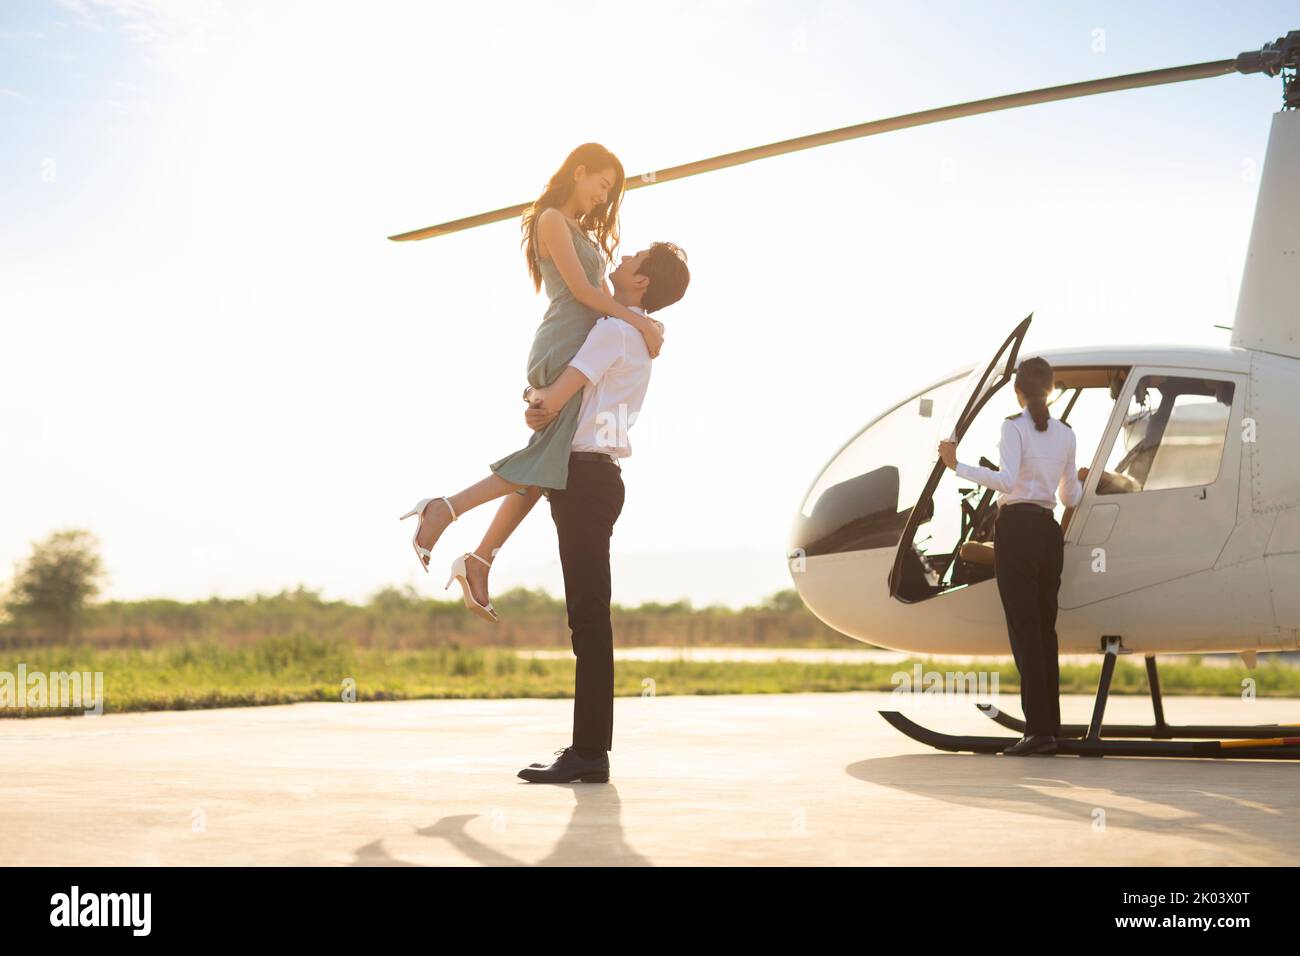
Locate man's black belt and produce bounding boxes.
[571,451,620,466]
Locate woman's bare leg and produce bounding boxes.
[464,486,543,605]
[413,473,525,568]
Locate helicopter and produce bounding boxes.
[391,30,1300,759]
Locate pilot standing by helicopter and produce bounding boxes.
[938,357,1085,756]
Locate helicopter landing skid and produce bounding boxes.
[975,654,1300,740]
[879,711,1300,759]
[976,705,1300,740]
[880,648,1300,759]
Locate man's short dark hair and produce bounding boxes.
[637,242,690,313]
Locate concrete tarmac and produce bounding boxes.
[4,691,1299,866]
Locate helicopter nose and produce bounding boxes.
[788,544,895,643]
[785,463,909,642]
[787,459,924,650]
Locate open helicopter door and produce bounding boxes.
[887,315,1032,602]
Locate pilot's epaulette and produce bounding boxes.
[1061,420,1072,429]
[1004,412,1020,420]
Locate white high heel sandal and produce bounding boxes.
[446,552,498,623]
[397,496,457,572]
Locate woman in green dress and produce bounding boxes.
[399,143,664,622]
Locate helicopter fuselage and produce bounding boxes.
[790,342,1300,656]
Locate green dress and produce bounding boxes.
[489,217,605,494]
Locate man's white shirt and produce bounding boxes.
[954,409,1084,510]
[567,308,654,459]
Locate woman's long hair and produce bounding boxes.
[1015,357,1055,432]
[520,143,625,292]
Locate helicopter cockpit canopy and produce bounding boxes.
[880,349,1238,606]
[791,311,1243,610]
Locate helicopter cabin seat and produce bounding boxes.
[1095,469,1141,495]
[958,539,996,566]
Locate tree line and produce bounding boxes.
[1,529,843,649]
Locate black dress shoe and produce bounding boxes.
[518,746,609,783]
[525,748,586,768]
[1002,734,1057,756]
[527,749,564,768]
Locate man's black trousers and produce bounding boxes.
[548,456,625,752]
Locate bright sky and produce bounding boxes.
[1,1,1293,607]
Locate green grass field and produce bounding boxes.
[2,635,1298,716]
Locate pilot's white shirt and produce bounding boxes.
[567,308,654,459]
[954,409,1084,510]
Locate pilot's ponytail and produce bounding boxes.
[1015,357,1054,432]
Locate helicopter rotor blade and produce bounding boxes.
[386,57,1246,242]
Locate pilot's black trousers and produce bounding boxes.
[993,505,1064,737]
[548,456,625,753]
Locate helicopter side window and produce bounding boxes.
[1096,375,1234,494]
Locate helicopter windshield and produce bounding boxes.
[790,374,969,557]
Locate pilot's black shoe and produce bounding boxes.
[518,747,610,783]
[1002,734,1057,756]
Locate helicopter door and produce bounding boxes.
[1059,367,1244,609]
[887,314,1032,602]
